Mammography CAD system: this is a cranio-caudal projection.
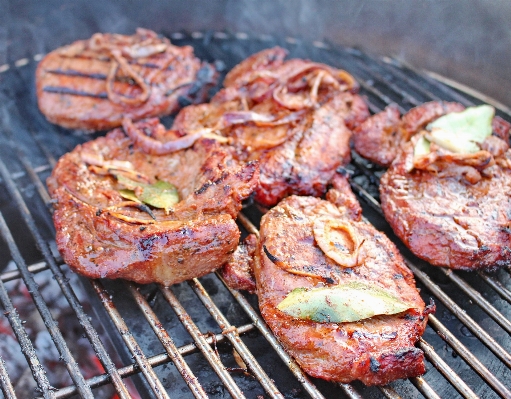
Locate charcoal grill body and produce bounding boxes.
[0,1,510,398]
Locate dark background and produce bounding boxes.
[1,0,510,107]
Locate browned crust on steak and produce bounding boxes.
[173,47,369,206]
[220,234,257,293]
[380,141,511,270]
[47,122,258,285]
[36,28,216,131]
[255,186,431,385]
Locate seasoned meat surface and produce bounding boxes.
[353,101,465,167]
[354,100,511,270]
[173,47,369,206]
[37,28,216,131]
[47,119,258,285]
[255,179,432,385]
[381,137,511,270]
[220,234,257,293]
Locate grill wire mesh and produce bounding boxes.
[0,31,510,399]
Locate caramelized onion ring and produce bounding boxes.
[221,109,306,128]
[122,117,213,155]
[313,219,364,268]
[106,49,151,106]
[263,245,333,280]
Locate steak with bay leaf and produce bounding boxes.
[171,47,369,207]
[47,118,258,285]
[380,105,511,270]
[36,28,217,131]
[251,175,433,385]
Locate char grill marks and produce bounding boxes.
[36,28,217,131]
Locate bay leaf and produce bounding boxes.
[115,174,179,211]
[139,181,179,211]
[426,105,494,153]
[277,281,414,323]
[119,189,141,203]
[413,135,431,160]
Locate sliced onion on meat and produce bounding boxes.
[122,117,217,155]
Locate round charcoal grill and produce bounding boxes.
[0,26,511,399]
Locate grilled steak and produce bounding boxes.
[36,28,217,131]
[172,47,369,206]
[47,118,258,285]
[353,101,511,270]
[253,175,432,385]
[381,132,511,270]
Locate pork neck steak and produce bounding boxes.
[47,119,258,285]
[254,176,433,385]
[37,28,217,131]
[172,47,369,206]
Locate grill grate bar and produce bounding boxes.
[159,285,247,398]
[0,205,93,398]
[340,53,425,109]
[427,315,511,399]
[125,281,209,399]
[347,51,449,107]
[1,261,48,283]
[345,52,476,109]
[439,268,511,334]
[379,385,402,399]
[389,66,477,109]
[188,277,286,399]
[376,58,443,103]
[339,383,364,399]
[409,377,442,399]
[49,323,256,398]
[361,54,511,119]
[7,133,53,208]
[0,232,55,398]
[418,339,478,399]
[90,279,170,399]
[0,355,16,399]
[407,261,511,370]
[0,136,135,398]
[356,80,407,114]
[30,133,58,168]
[216,271,328,399]
[479,272,511,303]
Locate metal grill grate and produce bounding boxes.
[0,32,510,399]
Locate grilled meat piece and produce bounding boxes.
[353,100,511,270]
[36,28,217,131]
[47,119,258,285]
[353,101,465,167]
[220,234,257,293]
[254,175,432,385]
[381,134,511,270]
[172,47,369,206]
